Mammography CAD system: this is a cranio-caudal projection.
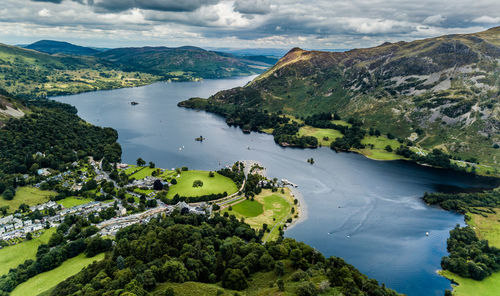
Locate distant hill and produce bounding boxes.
[0,42,271,97]
[24,40,101,56]
[181,26,500,171]
[0,43,158,97]
[95,46,263,79]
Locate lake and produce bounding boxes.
[54,76,499,296]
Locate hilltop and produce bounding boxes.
[95,46,265,80]
[180,27,500,172]
[0,42,271,97]
[24,40,101,56]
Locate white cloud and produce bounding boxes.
[473,15,500,23]
[38,8,51,17]
[2,0,497,49]
[423,14,445,25]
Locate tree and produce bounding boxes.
[277,279,285,291]
[385,145,393,152]
[222,268,247,290]
[153,179,164,191]
[2,187,14,201]
[49,232,64,247]
[192,180,203,187]
[162,260,189,282]
[296,282,318,296]
[26,233,33,240]
[149,161,155,168]
[136,158,146,167]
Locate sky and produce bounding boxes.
[1,0,499,50]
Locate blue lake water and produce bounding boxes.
[54,76,499,296]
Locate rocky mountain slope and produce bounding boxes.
[186,27,500,169]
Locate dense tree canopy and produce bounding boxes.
[48,212,399,296]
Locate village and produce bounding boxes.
[0,158,215,246]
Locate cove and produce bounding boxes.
[53,76,499,296]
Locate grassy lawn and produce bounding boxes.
[123,164,141,175]
[357,135,405,160]
[467,211,500,247]
[440,270,500,296]
[298,126,343,146]
[222,189,294,241]
[129,167,158,179]
[166,170,238,199]
[331,119,351,127]
[440,209,500,295]
[11,253,106,296]
[0,228,56,276]
[230,200,264,217]
[56,196,93,208]
[0,187,56,214]
[134,188,155,195]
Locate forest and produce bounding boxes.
[46,211,400,296]
[0,93,122,198]
[441,225,500,280]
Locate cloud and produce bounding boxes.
[90,0,221,12]
[423,14,445,25]
[233,0,271,15]
[31,0,63,3]
[473,15,500,23]
[38,8,51,17]
[6,0,500,49]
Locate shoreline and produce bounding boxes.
[285,186,308,230]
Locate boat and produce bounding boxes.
[281,178,298,188]
[131,101,139,106]
[426,232,429,236]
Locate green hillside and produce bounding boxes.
[180,26,500,173]
[0,43,271,98]
[24,40,101,56]
[0,43,158,97]
[95,46,264,80]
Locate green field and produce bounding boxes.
[129,167,158,179]
[0,187,56,214]
[358,135,405,160]
[56,196,93,208]
[123,164,141,175]
[0,228,56,276]
[11,253,106,296]
[222,189,294,241]
[166,170,238,199]
[467,211,500,247]
[441,210,500,295]
[440,270,500,296]
[298,126,343,146]
[229,200,263,217]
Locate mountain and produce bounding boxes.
[0,43,268,97]
[95,46,264,79]
[180,27,500,171]
[24,40,101,56]
[0,43,158,97]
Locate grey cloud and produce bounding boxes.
[233,0,271,15]
[30,0,63,3]
[91,0,220,12]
